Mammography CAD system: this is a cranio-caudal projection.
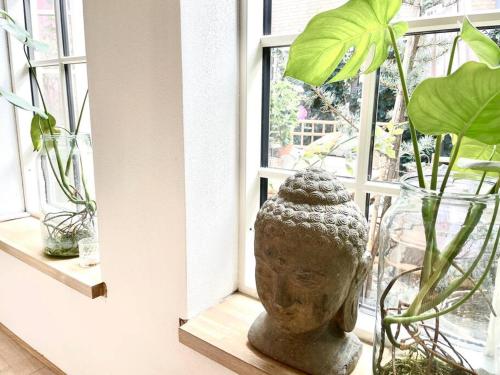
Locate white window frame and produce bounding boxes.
[239,0,500,300]
[4,0,87,216]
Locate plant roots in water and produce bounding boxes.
[43,208,95,257]
[380,356,471,375]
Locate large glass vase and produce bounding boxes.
[373,174,500,375]
[37,134,97,257]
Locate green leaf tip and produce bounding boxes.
[284,0,406,86]
[0,86,47,117]
[461,17,500,68]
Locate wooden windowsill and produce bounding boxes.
[179,293,372,374]
[0,217,106,299]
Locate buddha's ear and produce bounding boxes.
[336,252,372,332]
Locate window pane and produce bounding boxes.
[68,64,90,133]
[36,66,66,128]
[271,0,348,35]
[398,0,499,19]
[270,1,499,35]
[267,47,361,178]
[63,0,86,56]
[369,28,499,182]
[360,193,395,312]
[30,0,58,59]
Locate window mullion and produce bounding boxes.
[354,71,377,210]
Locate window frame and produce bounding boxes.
[239,0,500,299]
[4,0,87,216]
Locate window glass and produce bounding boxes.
[398,0,499,19]
[30,0,58,59]
[63,0,85,56]
[36,66,66,128]
[68,64,90,133]
[271,0,348,35]
[370,27,500,182]
[271,0,500,35]
[267,47,361,178]
[360,193,395,311]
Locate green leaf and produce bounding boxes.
[408,62,500,145]
[0,10,48,51]
[453,137,500,175]
[284,0,407,86]
[0,86,47,117]
[457,158,500,174]
[461,17,500,68]
[30,113,58,151]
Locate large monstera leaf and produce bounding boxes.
[284,0,408,86]
[408,62,500,145]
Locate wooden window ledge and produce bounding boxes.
[179,293,372,374]
[0,217,106,299]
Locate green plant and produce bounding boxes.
[270,80,301,147]
[0,10,95,256]
[285,0,500,373]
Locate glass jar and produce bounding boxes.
[37,134,97,257]
[373,174,500,375]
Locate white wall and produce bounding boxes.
[0,0,237,373]
[181,0,239,317]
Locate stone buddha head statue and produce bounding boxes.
[248,169,371,375]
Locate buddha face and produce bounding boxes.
[255,225,358,334]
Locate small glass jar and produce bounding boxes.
[37,134,97,257]
[78,237,100,267]
[373,174,500,375]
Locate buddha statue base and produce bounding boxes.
[248,312,362,375]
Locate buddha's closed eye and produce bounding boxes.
[292,270,326,288]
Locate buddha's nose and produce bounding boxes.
[274,274,294,309]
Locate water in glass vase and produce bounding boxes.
[38,134,97,257]
[373,174,500,375]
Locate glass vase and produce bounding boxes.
[37,134,97,257]
[373,174,500,375]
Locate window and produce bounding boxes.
[2,0,89,216]
[240,0,500,318]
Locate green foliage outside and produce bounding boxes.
[269,80,300,147]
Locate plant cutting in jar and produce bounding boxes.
[284,0,500,373]
[0,10,96,257]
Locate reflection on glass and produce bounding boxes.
[30,0,58,59]
[271,0,499,35]
[360,193,395,312]
[370,27,499,183]
[63,0,86,56]
[268,47,361,178]
[271,0,348,35]
[69,64,90,133]
[397,0,499,20]
[37,66,66,128]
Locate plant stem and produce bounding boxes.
[64,89,89,176]
[439,134,464,194]
[422,34,462,285]
[430,136,442,190]
[388,26,425,189]
[429,36,460,191]
[407,201,485,315]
